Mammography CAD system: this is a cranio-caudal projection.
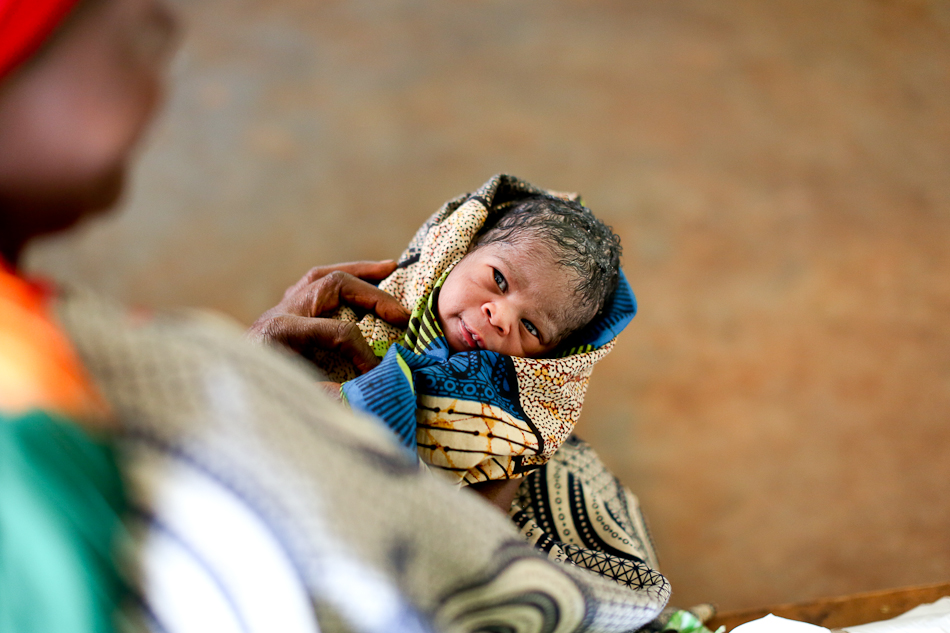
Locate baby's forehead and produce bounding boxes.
[469,239,572,281]
[474,234,559,267]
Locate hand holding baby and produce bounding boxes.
[248,260,410,376]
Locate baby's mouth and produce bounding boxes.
[458,318,482,351]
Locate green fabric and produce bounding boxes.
[663,610,725,633]
[0,411,127,633]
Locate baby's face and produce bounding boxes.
[436,241,578,358]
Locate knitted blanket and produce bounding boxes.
[324,174,637,485]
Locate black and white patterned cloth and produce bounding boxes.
[56,289,670,633]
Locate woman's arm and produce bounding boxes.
[467,477,523,514]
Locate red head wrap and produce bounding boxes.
[0,0,82,81]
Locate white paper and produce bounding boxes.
[731,614,830,633]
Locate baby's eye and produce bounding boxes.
[493,269,508,292]
[522,319,540,339]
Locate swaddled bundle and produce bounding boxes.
[319,174,636,485]
[316,175,672,626]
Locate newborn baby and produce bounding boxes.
[322,175,637,486]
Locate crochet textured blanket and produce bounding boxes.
[323,174,637,485]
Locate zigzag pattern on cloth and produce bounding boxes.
[54,287,671,633]
[510,437,665,591]
[560,544,667,590]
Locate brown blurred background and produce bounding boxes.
[26,0,950,612]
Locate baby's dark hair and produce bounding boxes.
[472,195,622,334]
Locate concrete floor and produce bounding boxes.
[27,0,950,612]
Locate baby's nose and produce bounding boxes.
[484,303,512,335]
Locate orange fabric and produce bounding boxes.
[0,0,81,80]
[0,264,109,422]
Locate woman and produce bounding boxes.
[0,1,670,631]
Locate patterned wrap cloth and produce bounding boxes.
[53,284,671,633]
[332,174,637,486]
[327,175,670,622]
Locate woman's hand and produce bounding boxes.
[248,260,410,374]
[318,381,343,401]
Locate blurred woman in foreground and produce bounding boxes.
[0,1,669,631]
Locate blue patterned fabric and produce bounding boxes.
[562,272,637,352]
[342,268,636,453]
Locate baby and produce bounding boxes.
[328,175,637,487]
[437,195,621,359]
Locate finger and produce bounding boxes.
[297,271,409,325]
[313,319,382,374]
[302,260,398,286]
[282,260,389,301]
[269,314,381,374]
[336,275,411,327]
[279,271,362,318]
